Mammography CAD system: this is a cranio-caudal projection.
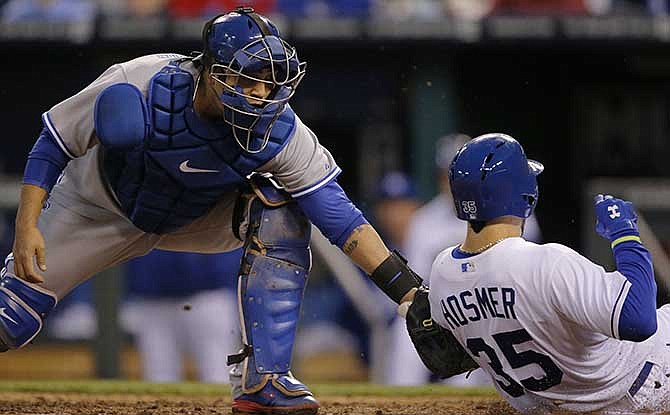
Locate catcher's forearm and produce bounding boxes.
[341,224,389,272]
[16,184,48,229]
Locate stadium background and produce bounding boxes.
[0,1,669,413]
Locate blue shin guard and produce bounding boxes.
[0,274,57,352]
[230,193,318,414]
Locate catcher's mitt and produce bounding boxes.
[405,287,478,378]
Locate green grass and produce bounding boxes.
[0,380,496,397]
[0,380,228,395]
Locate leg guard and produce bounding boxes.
[0,273,58,352]
[230,182,318,413]
[235,195,311,392]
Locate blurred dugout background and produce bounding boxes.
[0,0,670,382]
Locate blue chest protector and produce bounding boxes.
[95,62,296,234]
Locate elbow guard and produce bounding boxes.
[371,250,423,304]
[94,83,149,151]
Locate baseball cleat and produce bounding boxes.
[232,375,319,415]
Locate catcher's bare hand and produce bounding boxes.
[12,223,46,283]
[397,287,418,318]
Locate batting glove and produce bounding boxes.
[594,194,640,248]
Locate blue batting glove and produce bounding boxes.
[594,194,639,245]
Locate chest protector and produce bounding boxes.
[101,62,296,234]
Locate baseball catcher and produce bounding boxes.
[0,7,423,414]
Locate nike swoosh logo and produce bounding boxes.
[0,307,18,325]
[179,160,220,174]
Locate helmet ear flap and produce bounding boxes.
[523,193,538,216]
[525,194,537,208]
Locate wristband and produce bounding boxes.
[370,250,422,304]
[611,235,642,249]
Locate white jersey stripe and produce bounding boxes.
[42,112,76,159]
[611,278,631,339]
[290,166,341,198]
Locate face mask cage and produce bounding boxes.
[209,36,306,153]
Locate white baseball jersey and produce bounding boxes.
[428,237,658,413]
[405,194,541,281]
[383,194,541,386]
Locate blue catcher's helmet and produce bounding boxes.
[449,133,544,222]
[201,7,306,153]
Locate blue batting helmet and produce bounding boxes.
[201,7,306,153]
[448,133,543,221]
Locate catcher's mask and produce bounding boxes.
[201,7,306,153]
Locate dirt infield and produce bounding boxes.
[0,392,512,415]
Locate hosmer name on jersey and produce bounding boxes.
[440,287,517,329]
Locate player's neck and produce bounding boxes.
[461,218,523,254]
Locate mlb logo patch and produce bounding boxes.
[461,262,476,272]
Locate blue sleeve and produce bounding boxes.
[615,240,658,342]
[295,179,369,248]
[23,127,70,192]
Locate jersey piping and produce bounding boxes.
[611,279,631,339]
[41,112,75,159]
[290,166,341,198]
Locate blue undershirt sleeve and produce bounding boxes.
[23,127,70,192]
[615,240,657,342]
[295,180,369,248]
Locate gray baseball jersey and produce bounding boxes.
[9,54,340,299]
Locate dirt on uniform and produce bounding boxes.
[0,392,513,415]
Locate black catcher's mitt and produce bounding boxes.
[405,287,479,378]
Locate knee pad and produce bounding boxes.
[0,274,58,352]
[232,195,312,394]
